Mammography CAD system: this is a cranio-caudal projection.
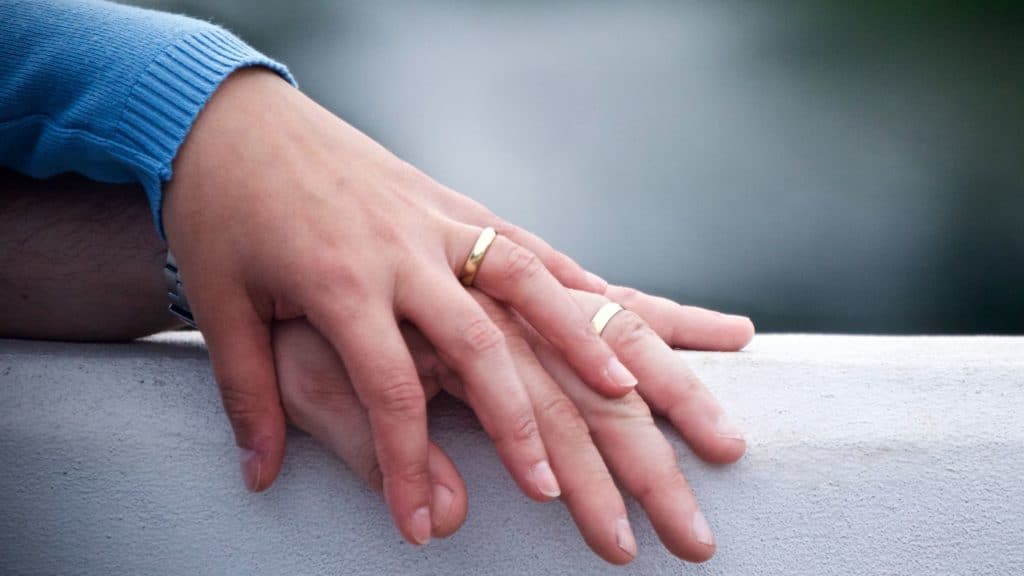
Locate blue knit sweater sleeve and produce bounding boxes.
[0,0,295,232]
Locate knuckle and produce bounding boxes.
[281,375,359,423]
[514,415,540,443]
[331,269,375,302]
[497,413,540,448]
[219,383,272,425]
[538,395,587,435]
[369,371,426,417]
[633,463,687,505]
[613,286,643,308]
[306,247,356,284]
[501,244,544,284]
[609,311,656,352]
[586,394,655,441]
[461,317,506,356]
[387,460,432,489]
[491,217,522,239]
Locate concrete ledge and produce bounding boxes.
[1,334,1022,575]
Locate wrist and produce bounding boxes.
[162,68,296,248]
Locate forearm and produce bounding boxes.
[0,169,177,341]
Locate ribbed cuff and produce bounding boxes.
[114,27,296,237]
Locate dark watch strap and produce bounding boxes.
[164,251,197,328]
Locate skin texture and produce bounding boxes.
[275,286,752,564]
[0,166,753,561]
[161,68,648,544]
[0,168,754,563]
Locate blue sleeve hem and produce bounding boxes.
[113,27,297,238]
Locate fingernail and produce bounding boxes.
[692,509,715,546]
[715,413,745,441]
[410,506,432,545]
[727,314,751,323]
[606,357,638,389]
[431,483,455,531]
[531,460,561,498]
[238,447,261,492]
[585,271,608,292]
[616,516,637,558]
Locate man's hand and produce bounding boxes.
[273,286,753,564]
[0,166,753,562]
[163,69,638,544]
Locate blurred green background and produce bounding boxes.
[127,0,1024,333]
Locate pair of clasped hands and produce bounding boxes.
[163,69,753,564]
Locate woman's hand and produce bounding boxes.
[273,286,753,563]
[162,69,634,545]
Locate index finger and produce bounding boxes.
[307,301,433,546]
[191,293,287,493]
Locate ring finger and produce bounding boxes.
[531,338,717,563]
[571,289,747,464]
[446,223,638,398]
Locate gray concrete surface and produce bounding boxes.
[1,333,1022,575]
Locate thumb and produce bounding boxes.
[200,298,287,492]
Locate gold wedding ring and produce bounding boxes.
[590,302,625,336]
[459,226,498,286]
